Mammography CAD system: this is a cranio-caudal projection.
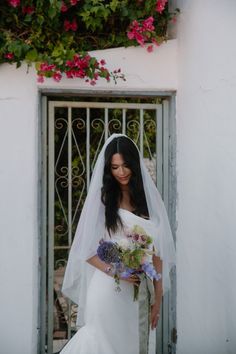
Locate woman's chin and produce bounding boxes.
[118,180,129,185]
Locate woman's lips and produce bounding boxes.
[119,176,129,181]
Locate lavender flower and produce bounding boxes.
[142,262,162,281]
[120,268,133,279]
[97,240,120,263]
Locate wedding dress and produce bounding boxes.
[60,208,160,354]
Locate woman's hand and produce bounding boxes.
[150,303,160,330]
[120,274,140,286]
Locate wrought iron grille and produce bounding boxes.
[40,98,175,354]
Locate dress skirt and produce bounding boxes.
[60,268,139,354]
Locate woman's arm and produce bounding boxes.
[87,255,140,285]
[150,254,163,330]
[87,255,114,276]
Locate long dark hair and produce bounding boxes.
[101,136,149,233]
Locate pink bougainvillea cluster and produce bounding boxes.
[8,0,20,7]
[127,16,159,52]
[37,54,125,85]
[127,0,168,52]
[61,0,79,12]
[156,0,168,14]
[64,19,78,31]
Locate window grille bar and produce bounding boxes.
[122,109,126,134]
[67,108,73,340]
[86,108,90,190]
[68,108,72,247]
[105,108,108,140]
[49,101,160,110]
[140,109,144,156]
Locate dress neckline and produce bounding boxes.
[118,208,150,223]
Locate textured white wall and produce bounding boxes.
[176,1,236,353]
[39,40,178,90]
[0,41,177,354]
[0,64,39,354]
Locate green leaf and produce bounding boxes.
[25,49,38,62]
[37,15,44,26]
[48,6,57,19]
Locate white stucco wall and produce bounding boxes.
[176,1,236,353]
[0,65,39,353]
[0,41,177,354]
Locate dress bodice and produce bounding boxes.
[104,208,161,257]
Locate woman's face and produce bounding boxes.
[111,153,132,186]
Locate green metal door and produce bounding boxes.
[40,95,176,354]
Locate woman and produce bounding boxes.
[61,134,176,354]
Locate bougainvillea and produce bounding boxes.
[0,0,179,84]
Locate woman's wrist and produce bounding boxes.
[104,265,115,276]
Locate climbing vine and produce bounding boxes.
[0,0,179,84]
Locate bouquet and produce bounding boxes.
[97,224,162,301]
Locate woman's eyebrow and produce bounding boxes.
[111,163,125,166]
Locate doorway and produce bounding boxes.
[39,92,176,354]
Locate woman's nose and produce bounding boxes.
[118,166,125,176]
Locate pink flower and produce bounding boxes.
[4,52,14,60]
[136,33,145,46]
[70,0,78,5]
[100,59,106,66]
[64,20,71,31]
[37,75,44,83]
[66,60,74,68]
[156,0,167,14]
[22,6,35,15]
[127,18,155,47]
[40,63,56,71]
[64,19,78,31]
[143,17,154,31]
[8,0,20,7]
[147,45,153,52]
[61,2,68,12]
[152,38,159,46]
[132,234,139,242]
[66,70,74,78]
[53,72,62,82]
[74,69,86,78]
[90,80,96,86]
[127,31,135,40]
[70,19,78,31]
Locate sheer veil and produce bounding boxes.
[62,133,176,326]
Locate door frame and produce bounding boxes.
[38,89,177,354]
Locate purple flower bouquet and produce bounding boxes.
[97,224,162,301]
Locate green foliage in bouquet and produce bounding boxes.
[122,248,143,269]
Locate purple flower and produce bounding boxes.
[142,262,162,281]
[97,240,120,263]
[120,268,133,279]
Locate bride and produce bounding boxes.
[60,134,176,354]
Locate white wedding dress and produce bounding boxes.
[60,209,159,354]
